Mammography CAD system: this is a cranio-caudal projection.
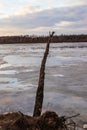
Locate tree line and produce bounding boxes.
[0,34,87,44]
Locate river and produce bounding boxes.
[0,43,87,126]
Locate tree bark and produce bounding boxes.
[33,32,55,117]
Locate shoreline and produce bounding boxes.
[0,34,87,44]
[0,41,87,44]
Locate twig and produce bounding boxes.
[65,114,80,120]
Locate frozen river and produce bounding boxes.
[0,43,87,126]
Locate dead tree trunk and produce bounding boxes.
[33,32,55,117]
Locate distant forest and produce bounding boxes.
[0,34,87,44]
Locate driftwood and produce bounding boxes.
[33,31,55,117]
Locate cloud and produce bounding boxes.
[15,5,41,16]
[55,21,75,28]
[0,5,87,35]
[61,0,87,7]
[0,13,4,16]
[76,0,87,5]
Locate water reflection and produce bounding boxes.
[0,43,87,124]
[0,70,16,74]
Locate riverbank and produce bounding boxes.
[0,111,80,130]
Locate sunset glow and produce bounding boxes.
[0,0,87,35]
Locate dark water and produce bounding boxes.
[0,43,87,126]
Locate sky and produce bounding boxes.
[0,0,87,36]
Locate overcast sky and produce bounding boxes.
[0,0,87,36]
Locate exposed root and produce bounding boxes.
[0,111,80,130]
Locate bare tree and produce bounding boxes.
[33,32,55,117]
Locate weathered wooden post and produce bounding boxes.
[33,32,55,117]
